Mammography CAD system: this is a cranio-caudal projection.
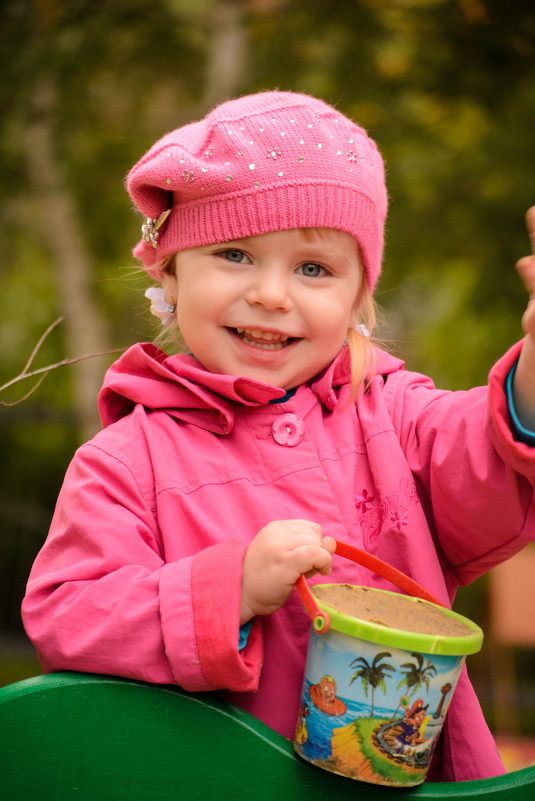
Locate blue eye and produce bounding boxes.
[222,249,247,263]
[299,262,324,277]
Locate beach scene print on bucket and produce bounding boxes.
[294,584,483,787]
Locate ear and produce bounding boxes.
[161,268,178,306]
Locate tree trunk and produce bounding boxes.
[202,0,249,110]
[24,79,108,441]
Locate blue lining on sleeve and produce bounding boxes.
[506,361,535,446]
[238,619,253,650]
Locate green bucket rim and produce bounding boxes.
[312,584,483,656]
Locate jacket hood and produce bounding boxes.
[98,342,404,433]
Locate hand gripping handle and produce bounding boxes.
[295,540,445,635]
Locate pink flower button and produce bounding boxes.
[272,414,305,447]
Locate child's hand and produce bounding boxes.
[517,206,535,339]
[240,520,336,624]
[512,207,535,430]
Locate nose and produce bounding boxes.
[245,266,293,311]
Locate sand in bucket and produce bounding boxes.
[294,584,483,787]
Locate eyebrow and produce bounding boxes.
[299,246,355,271]
[218,237,252,247]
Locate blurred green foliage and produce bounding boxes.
[0,2,534,724]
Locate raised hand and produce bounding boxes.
[512,207,535,430]
[517,207,535,338]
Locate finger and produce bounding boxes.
[258,520,323,550]
[526,206,535,255]
[282,520,323,547]
[287,519,323,535]
[516,255,535,297]
[322,536,337,555]
[315,559,334,577]
[294,545,333,578]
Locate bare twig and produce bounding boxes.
[20,317,65,376]
[0,374,49,407]
[0,317,126,406]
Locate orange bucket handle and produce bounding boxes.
[296,539,445,634]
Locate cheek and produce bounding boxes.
[174,301,199,347]
[314,313,353,350]
[175,281,207,321]
[315,289,361,330]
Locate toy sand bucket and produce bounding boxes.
[294,541,483,787]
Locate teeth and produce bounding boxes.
[235,328,291,349]
[236,328,289,342]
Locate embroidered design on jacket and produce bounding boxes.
[390,509,408,532]
[354,488,374,512]
[358,477,419,544]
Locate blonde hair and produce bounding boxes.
[346,282,378,398]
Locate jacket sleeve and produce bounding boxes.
[21,441,262,692]
[383,340,535,586]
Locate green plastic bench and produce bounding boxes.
[1,672,534,800]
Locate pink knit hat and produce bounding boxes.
[127,91,387,291]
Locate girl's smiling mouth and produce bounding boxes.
[232,327,295,350]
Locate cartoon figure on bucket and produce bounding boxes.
[395,699,429,755]
[295,702,310,744]
[309,675,347,716]
[20,89,535,784]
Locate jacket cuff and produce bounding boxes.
[488,339,535,480]
[159,554,210,689]
[191,540,263,692]
[505,359,535,445]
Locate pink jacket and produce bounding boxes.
[22,340,535,782]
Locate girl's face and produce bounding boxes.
[163,228,363,390]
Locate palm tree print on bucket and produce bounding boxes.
[349,652,395,718]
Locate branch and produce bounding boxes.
[20,316,64,375]
[0,317,126,406]
[0,374,49,407]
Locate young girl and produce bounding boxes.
[22,91,535,782]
